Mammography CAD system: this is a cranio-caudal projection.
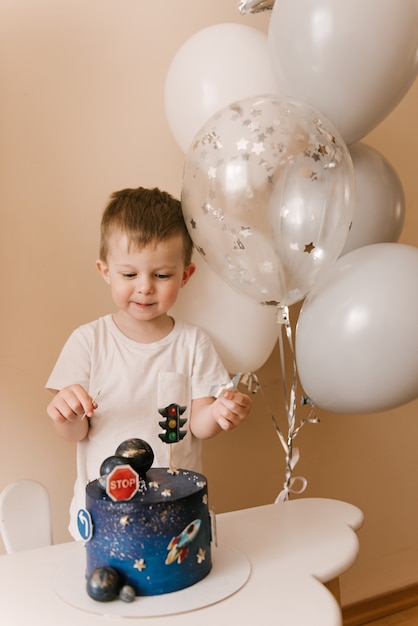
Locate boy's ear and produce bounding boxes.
[96,259,110,284]
[181,263,196,287]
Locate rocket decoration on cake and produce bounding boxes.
[165,519,202,565]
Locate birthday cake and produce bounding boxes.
[80,436,213,602]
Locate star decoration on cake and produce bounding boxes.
[120,515,131,527]
[196,548,206,564]
[133,558,147,572]
[161,488,172,497]
[304,242,315,253]
[149,481,160,489]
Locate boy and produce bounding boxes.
[46,187,251,538]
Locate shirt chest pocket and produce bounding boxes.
[157,372,189,413]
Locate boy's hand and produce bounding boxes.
[47,384,98,424]
[211,390,252,431]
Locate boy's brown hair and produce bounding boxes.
[99,187,193,265]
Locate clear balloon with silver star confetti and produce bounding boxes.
[182,94,355,308]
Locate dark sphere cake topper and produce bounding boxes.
[99,455,129,486]
[114,438,154,477]
[87,566,123,602]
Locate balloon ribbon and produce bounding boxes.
[236,307,319,502]
[211,310,318,503]
[273,305,319,502]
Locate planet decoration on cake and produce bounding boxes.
[80,405,213,603]
[97,438,154,490]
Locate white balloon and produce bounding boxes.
[341,143,405,255]
[268,0,418,145]
[165,23,279,152]
[296,243,418,414]
[170,254,278,373]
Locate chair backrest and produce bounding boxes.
[0,479,52,553]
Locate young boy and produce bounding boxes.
[46,187,251,538]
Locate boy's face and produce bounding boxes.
[96,231,195,326]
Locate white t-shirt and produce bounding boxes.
[46,314,230,538]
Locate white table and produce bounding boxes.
[0,498,363,625]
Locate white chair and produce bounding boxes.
[0,479,52,553]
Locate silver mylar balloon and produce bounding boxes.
[182,94,355,307]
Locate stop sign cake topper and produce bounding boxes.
[98,438,154,500]
[106,464,139,502]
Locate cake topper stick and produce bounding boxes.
[168,445,174,474]
[81,387,102,421]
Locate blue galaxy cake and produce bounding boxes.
[82,438,212,600]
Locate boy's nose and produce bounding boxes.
[136,276,153,294]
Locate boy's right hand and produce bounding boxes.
[47,384,98,425]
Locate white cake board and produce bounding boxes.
[53,543,251,618]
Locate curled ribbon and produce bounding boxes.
[272,305,319,502]
[210,372,260,399]
[232,307,319,503]
[210,321,318,504]
[274,447,308,503]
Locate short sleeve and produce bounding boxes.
[190,330,230,399]
[45,326,92,392]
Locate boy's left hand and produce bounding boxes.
[211,389,252,431]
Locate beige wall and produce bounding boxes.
[1,0,417,608]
